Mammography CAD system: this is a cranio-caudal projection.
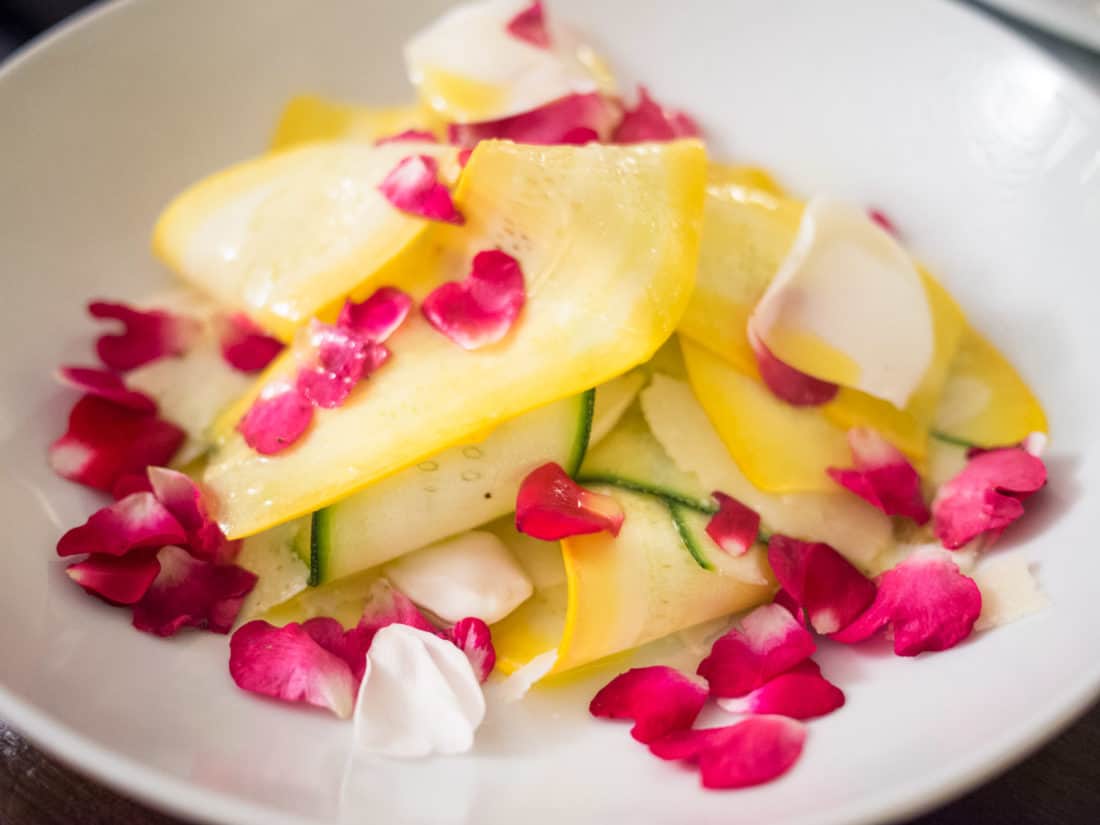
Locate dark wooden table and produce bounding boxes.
[3,1,1100,823]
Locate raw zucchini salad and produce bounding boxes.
[48,0,1051,790]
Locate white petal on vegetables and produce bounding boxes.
[384,530,534,624]
[748,198,935,408]
[404,0,610,123]
[353,625,485,758]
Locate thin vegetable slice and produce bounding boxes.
[153,141,457,340]
[203,140,705,539]
[640,372,892,567]
[269,95,440,152]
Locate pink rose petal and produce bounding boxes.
[336,287,413,343]
[449,617,496,683]
[717,661,845,721]
[828,428,930,524]
[374,129,439,146]
[705,492,761,557]
[422,249,526,350]
[111,472,153,500]
[66,551,162,605]
[378,154,464,224]
[147,466,236,563]
[612,86,701,144]
[751,333,839,406]
[868,209,899,237]
[301,616,373,683]
[773,588,805,624]
[88,301,201,372]
[649,717,807,790]
[448,93,621,147]
[590,666,708,744]
[515,462,625,540]
[933,447,1047,550]
[357,579,438,643]
[294,322,388,409]
[766,535,877,635]
[56,491,186,558]
[49,396,185,492]
[56,366,156,413]
[132,545,257,637]
[832,550,982,656]
[218,313,284,373]
[697,603,816,698]
[229,619,358,718]
[237,384,314,455]
[506,0,551,48]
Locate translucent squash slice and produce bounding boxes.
[678,183,967,472]
[641,372,892,568]
[152,140,458,341]
[933,327,1048,447]
[203,139,707,539]
[705,163,785,197]
[492,486,774,676]
[269,94,441,151]
[681,337,852,493]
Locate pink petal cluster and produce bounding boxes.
[751,333,839,406]
[932,447,1047,550]
[229,580,496,717]
[447,93,620,147]
[828,428,930,523]
[422,249,526,350]
[612,86,701,144]
[378,154,464,224]
[515,462,624,540]
[589,598,845,790]
[88,300,200,371]
[56,466,255,636]
[218,313,284,373]
[505,0,551,49]
[705,492,760,557]
[832,551,982,656]
[767,536,876,634]
[238,287,411,455]
[716,661,844,721]
[49,396,185,493]
[697,604,817,698]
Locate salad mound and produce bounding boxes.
[47,0,1052,792]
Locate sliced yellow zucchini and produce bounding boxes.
[933,327,1048,446]
[269,94,440,151]
[640,372,892,568]
[681,337,852,493]
[153,140,458,340]
[492,486,773,675]
[677,183,968,477]
[203,139,707,539]
[309,389,593,586]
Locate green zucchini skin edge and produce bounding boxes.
[306,389,596,587]
[565,389,597,477]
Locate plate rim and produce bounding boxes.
[1,1,1099,824]
[977,0,1100,52]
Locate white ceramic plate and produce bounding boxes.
[980,0,1100,52]
[1,1,1099,823]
